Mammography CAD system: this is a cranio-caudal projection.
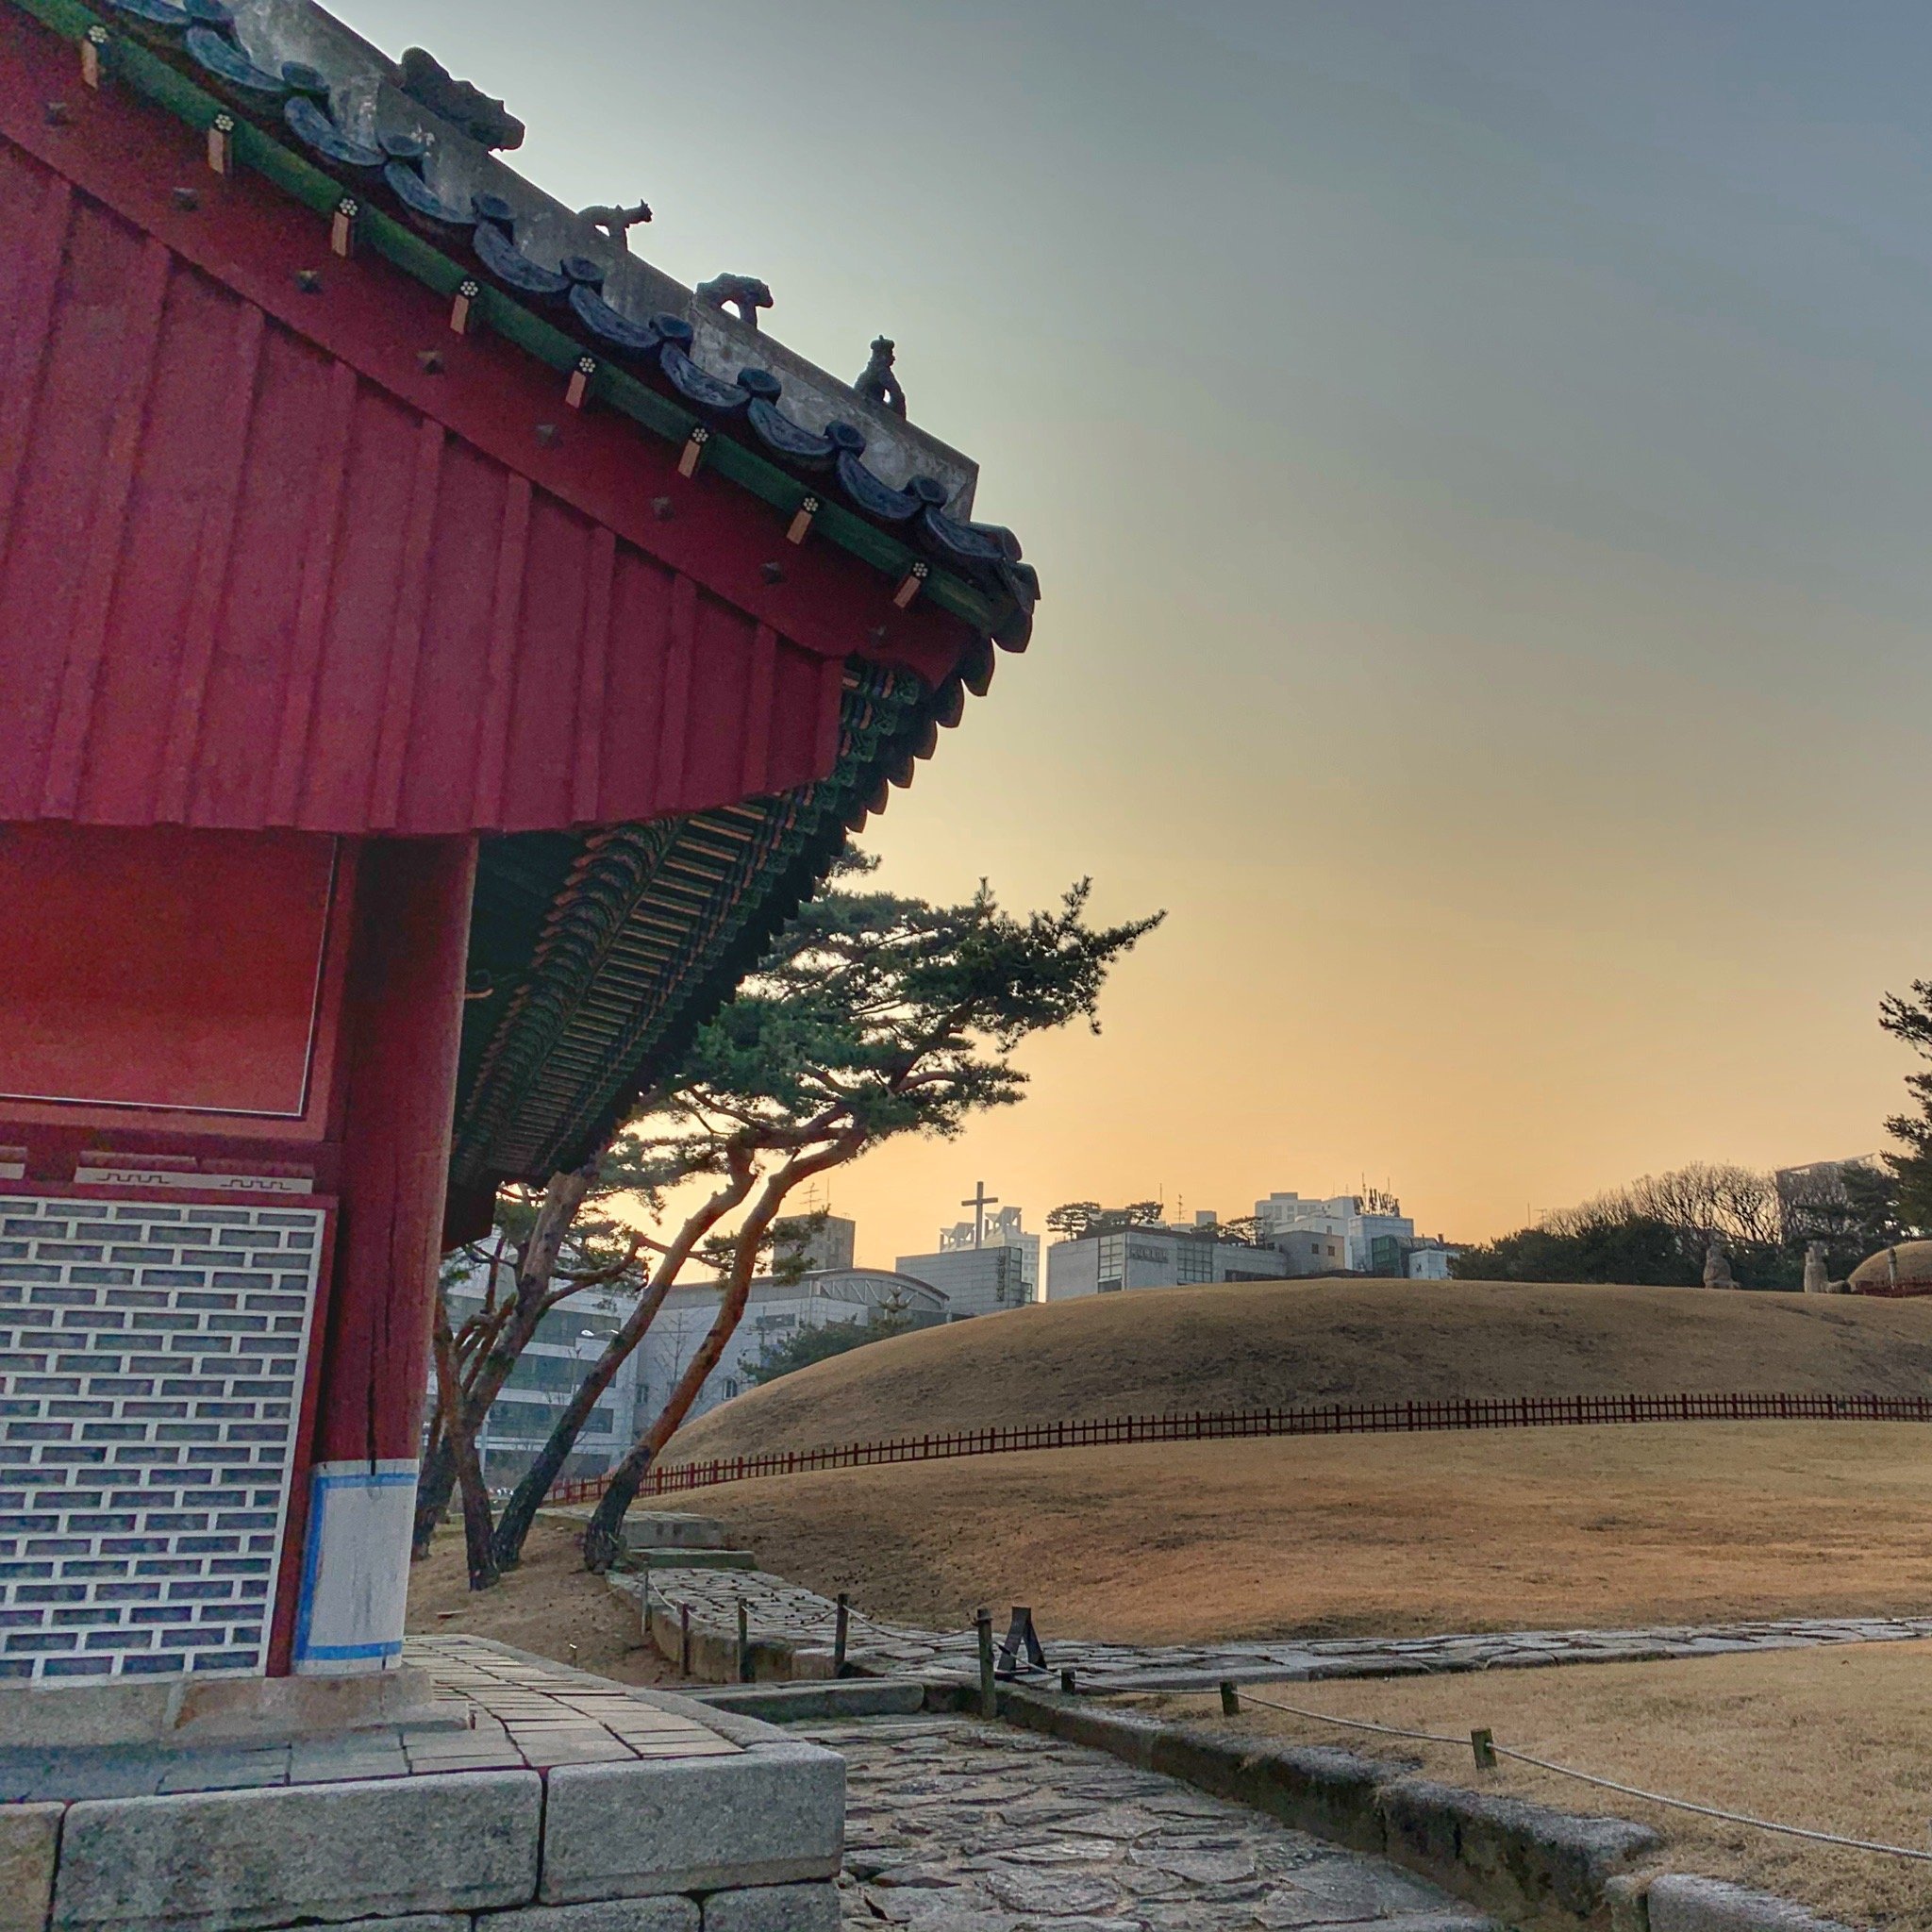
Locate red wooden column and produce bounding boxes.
[278,837,476,1676]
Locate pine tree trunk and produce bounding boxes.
[454,1421,499,1591]
[492,1161,758,1574]
[583,1140,857,1573]
[490,1275,667,1573]
[412,1432,457,1558]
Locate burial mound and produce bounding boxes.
[672,1277,1932,1463]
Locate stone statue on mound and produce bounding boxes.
[1703,1235,1737,1290]
[1803,1241,1831,1294]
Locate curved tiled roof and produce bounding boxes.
[2,0,1021,1196]
[27,0,1037,648]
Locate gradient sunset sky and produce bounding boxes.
[342,0,1932,1266]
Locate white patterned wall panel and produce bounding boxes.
[0,1193,324,1680]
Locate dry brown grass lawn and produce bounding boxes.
[405,1516,679,1685]
[674,1280,1932,1463]
[697,1424,1932,1642]
[1145,1642,1932,1930]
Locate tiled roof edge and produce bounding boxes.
[8,0,1021,641]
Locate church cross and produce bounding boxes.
[961,1180,999,1249]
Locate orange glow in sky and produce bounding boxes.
[342,0,1932,1266]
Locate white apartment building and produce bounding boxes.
[444,1264,649,1484]
[1045,1223,1288,1302]
[640,1267,948,1426]
[1255,1191,1417,1274]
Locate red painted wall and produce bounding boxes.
[0,25,975,841]
[0,823,337,1115]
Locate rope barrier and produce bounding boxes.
[1234,1689,1932,1863]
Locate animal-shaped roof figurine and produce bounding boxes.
[397,47,525,150]
[696,275,774,330]
[857,337,906,417]
[578,201,653,248]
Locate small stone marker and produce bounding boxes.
[1219,1681,1241,1717]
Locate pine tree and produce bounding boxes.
[1879,980,1932,1230]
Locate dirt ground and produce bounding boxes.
[405,1517,682,1685]
[674,1279,1932,1463]
[1144,1641,1932,1930]
[696,1423,1932,1642]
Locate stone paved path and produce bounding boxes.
[801,1714,1492,1931]
[618,1567,1932,1690]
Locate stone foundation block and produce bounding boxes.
[482,1902,701,1932]
[52,1768,541,1931]
[1646,1873,1857,1932]
[689,1683,925,1723]
[0,1803,61,1932]
[541,1744,843,1905]
[624,1514,730,1553]
[1376,1778,1661,1927]
[698,1881,839,1932]
[327,1918,469,1932]
[1606,1872,1650,1932]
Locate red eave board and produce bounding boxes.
[0,15,971,836]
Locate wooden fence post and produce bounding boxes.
[976,1607,996,1720]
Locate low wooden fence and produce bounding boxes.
[542,1391,1932,1507]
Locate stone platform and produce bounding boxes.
[0,1636,843,1932]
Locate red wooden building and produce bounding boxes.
[0,0,1031,1685]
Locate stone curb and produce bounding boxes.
[640,1592,823,1686]
[991,1687,1665,1932]
[680,1682,927,1721]
[987,1690,1876,1932]
[1638,1873,1860,1932]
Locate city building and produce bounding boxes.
[1255,1191,1417,1274]
[781,1214,858,1274]
[936,1202,1041,1300]
[1045,1224,1288,1301]
[1271,1228,1349,1275]
[443,1264,648,1485]
[643,1269,948,1425]
[900,1190,1042,1316]
[895,1243,1033,1319]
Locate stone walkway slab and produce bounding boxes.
[801,1714,1494,1931]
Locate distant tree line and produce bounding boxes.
[1043,1201,1264,1245]
[1449,1160,1903,1288]
[1456,977,1932,1288]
